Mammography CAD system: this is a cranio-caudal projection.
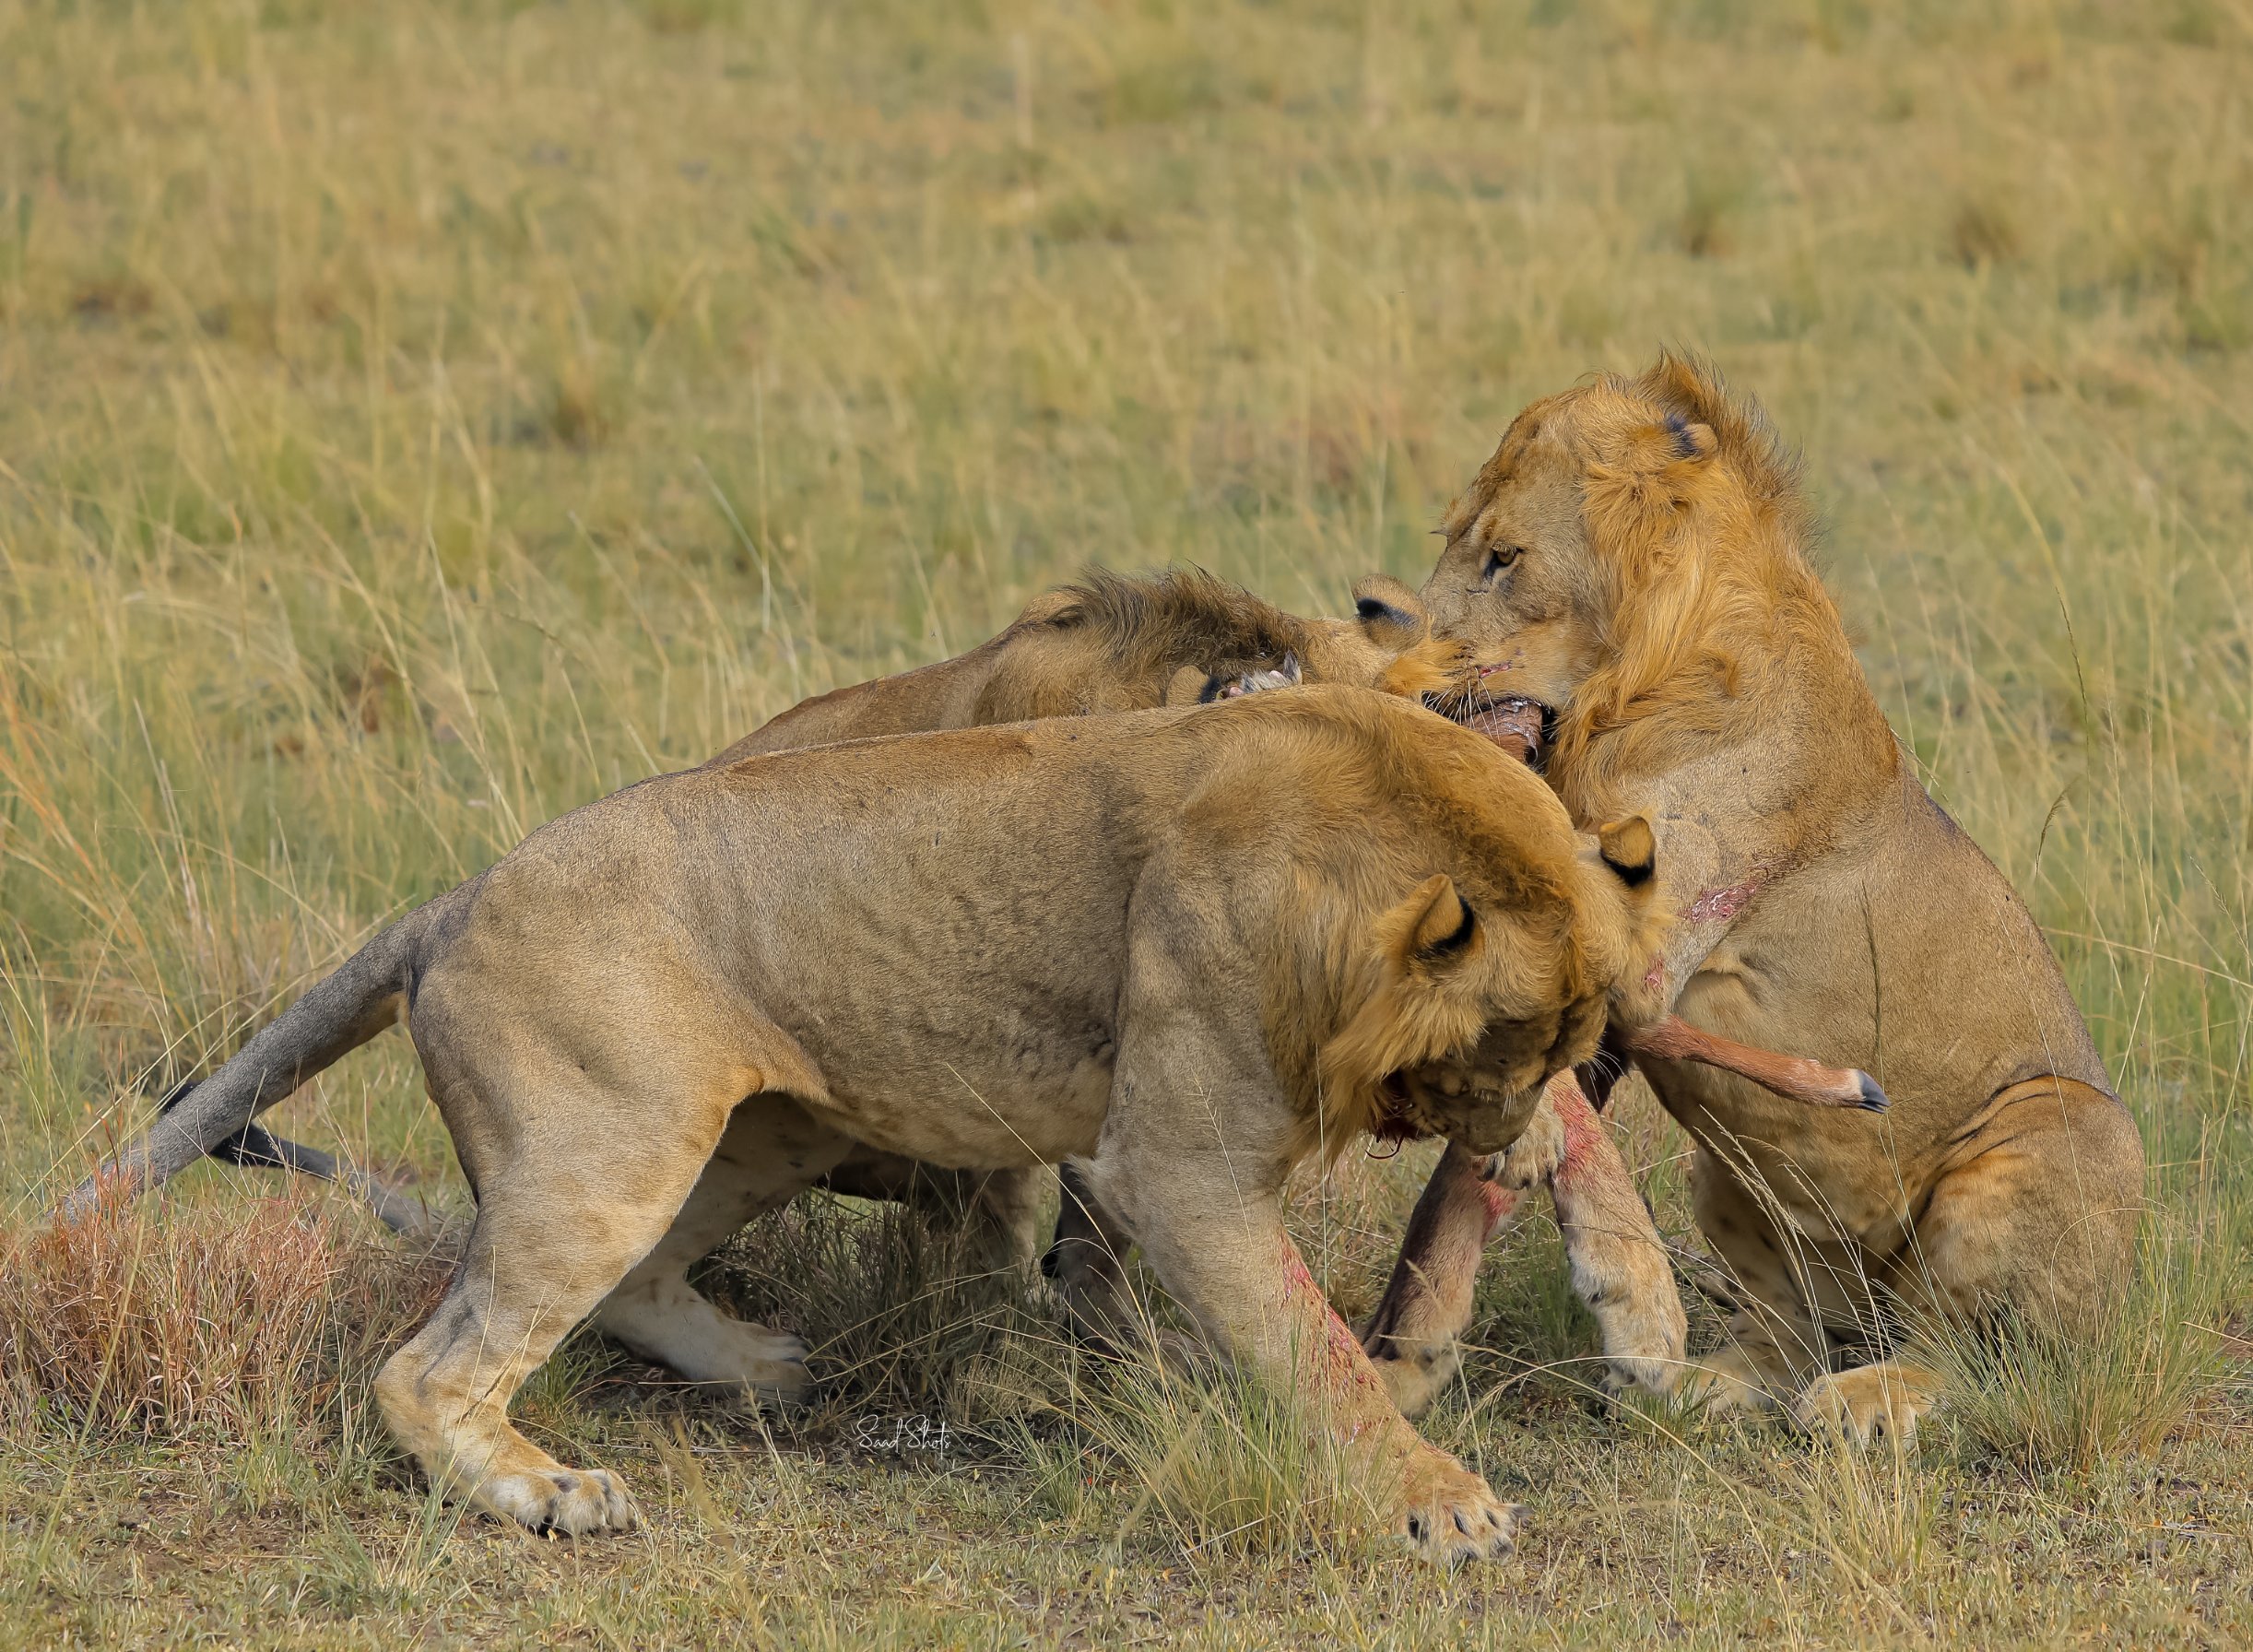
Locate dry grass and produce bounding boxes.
[0,1186,447,1445]
[1010,1353,1402,1569]
[2,0,2251,1644]
[1925,1209,2247,1476]
[703,1190,1058,1427]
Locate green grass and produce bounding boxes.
[2,0,2251,1645]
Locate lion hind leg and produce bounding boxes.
[955,1166,1049,1278]
[1795,1075,2147,1449]
[592,1097,851,1403]
[1894,1074,2144,1329]
[376,1066,742,1535]
[1676,1327,1803,1417]
[1792,1360,1944,1446]
[822,1153,1049,1277]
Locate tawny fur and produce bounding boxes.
[706,566,1464,763]
[82,562,1693,1436]
[1365,353,2143,1445]
[83,689,1666,1562]
[703,565,1475,1274]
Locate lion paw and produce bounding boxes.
[1481,1103,1566,1192]
[1674,1346,1780,1418]
[716,1326,812,1405]
[1575,1269,1687,1402]
[1792,1364,1936,1449]
[1397,1454,1527,1565]
[666,1323,812,1408]
[597,1297,812,1406]
[478,1466,637,1536]
[1598,1344,1681,1402]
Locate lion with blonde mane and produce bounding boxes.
[1359,355,2143,1444]
[75,686,1674,1560]
[89,567,1702,1411]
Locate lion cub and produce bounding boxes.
[85,686,1664,1562]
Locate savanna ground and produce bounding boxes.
[2,1,2250,1646]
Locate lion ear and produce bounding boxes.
[1619,417,1716,477]
[1351,573,1430,648]
[1014,587,1083,628]
[1163,666,1216,706]
[1666,417,1717,464]
[1596,816,1657,887]
[1587,415,1717,527]
[1384,873,1478,967]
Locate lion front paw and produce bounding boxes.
[1792,1363,1939,1449]
[1482,1102,1566,1192]
[1596,1335,1683,1402]
[1396,1452,1528,1565]
[477,1465,638,1536]
[1675,1344,1782,1419]
[716,1323,807,1386]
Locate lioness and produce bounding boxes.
[77,687,1668,1559]
[1359,355,2143,1443]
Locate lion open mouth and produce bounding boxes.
[1428,687,1554,772]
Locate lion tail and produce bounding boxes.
[53,891,459,1224]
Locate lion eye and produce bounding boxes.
[1480,545,1522,584]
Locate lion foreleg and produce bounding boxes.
[1043,1159,1149,1350]
[1084,981,1524,1566]
[1361,1073,1687,1413]
[1543,1075,1687,1397]
[1675,1153,1831,1419]
[1087,1133,1526,1565]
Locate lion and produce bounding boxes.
[1357,354,2143,1445]
[133,566,1456,1255]
[122,564,1705,1403]
[70,686,1671,1561]
[112,563,1883,1410]
[702,564,1455,764]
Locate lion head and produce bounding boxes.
[1416,353,1874,816]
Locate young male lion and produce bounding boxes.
[1359,354,2143,1444]
[112,564,1699,1406]
[76,687,1668,1560]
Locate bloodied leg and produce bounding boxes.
[1542,1075,1685,1394]
[1362,1073,1685,1418]
[1360,1139,1526,1417]
[1079,998,1526,1563]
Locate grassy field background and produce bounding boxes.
[2,0,2250,1645]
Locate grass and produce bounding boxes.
[1,0,2250,1644]
[1922,1205,2247,1477]
[0,1185,446,1445]
[1003,1340,1403,1569]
